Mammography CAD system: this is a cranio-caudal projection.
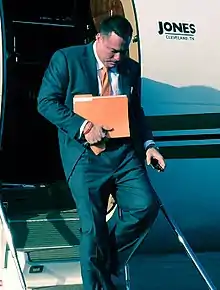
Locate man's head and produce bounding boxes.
[95,15,133,68]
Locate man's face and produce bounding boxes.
[96,32,131,68]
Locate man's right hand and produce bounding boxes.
[83,121,112,145]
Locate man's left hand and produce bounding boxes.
[146,147,166,172]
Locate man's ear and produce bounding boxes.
[96,33,101,41]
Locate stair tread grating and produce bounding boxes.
[32,286,83,290]
[28,245,80,261]
[9,219,81,249]
[9,209,79,221]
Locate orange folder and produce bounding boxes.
[73,94,130,138]
[73,94,130,155]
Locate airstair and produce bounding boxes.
[0,182,83,290]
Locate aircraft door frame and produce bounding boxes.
[120,0,140,62]
[0,0,7,150]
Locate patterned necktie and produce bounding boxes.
[100,66,111,96]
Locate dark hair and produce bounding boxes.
[99,15,133,39]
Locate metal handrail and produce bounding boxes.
[159,201,217,290]
[0,199,27,290]
[124,197,217,290]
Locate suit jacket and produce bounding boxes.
[37,42,154,180]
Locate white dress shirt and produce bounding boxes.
[79,41,155,150]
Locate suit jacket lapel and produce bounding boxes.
[81,42,99,96]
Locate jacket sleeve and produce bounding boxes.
[37,49,86,139]
[131,64,154,143]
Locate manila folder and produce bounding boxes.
[73,94,130,138]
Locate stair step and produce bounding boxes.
[28,246,80,261]
[8,209,81,259]
[28,245,79,263]
[33,285,83,290]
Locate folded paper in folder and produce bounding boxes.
[73,94,130,154]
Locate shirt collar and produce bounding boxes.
[93,41,104,71]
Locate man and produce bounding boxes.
[37,15,165,290]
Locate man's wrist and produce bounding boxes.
[145,143,159,151]
[83,121,94,135]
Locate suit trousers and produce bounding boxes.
[68,142,159,290]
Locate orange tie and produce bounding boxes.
[100,66,111,96]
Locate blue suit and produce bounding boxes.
[37,42,159,290]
